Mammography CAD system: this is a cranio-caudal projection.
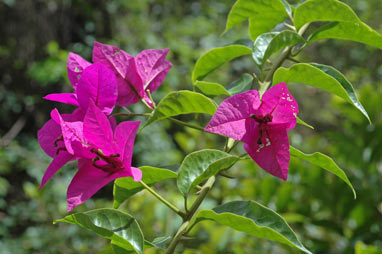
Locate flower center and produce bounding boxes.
[250,114,273,124]
[54,135,67,155]
[90,148,123,173]
[250,114,272,145]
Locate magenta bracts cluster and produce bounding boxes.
[38,42,172,211]
[205,83,298,180]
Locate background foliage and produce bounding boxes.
[0,0,381,253]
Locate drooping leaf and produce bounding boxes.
[144,91,217,127]
[195,81,231,97]
[308,21,382,49]
[224,0,290,40]
[55,209,144,254]
[192,45,251,83]
[290,146,356,199]
[273,63,370,122]
[113,166,177,208]
[252,31,305,68]
[177,149,239,196]
[296,116,314,129]
[192,200,312,254]
[226,73,254,95]
[294,0,360,30]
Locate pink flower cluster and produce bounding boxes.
[38,42,172,211]
[205,83,298,180]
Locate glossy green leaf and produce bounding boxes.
[55,209,144,254]
[273,63,370,122]
[151,236,171,249]
[192,200,312,254]
[144,91,217,127]
[252,31,304,68]
[195,81,231,97]
[113,166,177,208]
[308,21,382,49]
[296,116,314,129]
[280,0,292,17]
[224,0,290,40]
[192,45,251,83]
[226,73,254,95]
[290,146,356,199]
[143,236,170,251]
[294,0,360,30]
[177,149,239,196]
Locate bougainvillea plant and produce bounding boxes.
[38,0,382,253]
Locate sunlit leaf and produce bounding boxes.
[195,81,231,97]
[113,166,177,208]
[177,149,239,196]
[308,21,382,49]
[273,63,370,122]
[290,146,356,198]
[192,45,251,83]
[55,209,144,254]
[144,91,217,127]
[252,31,304,68]
[294,0,360,30]
[224,0,290,40]
[192,200,312,254]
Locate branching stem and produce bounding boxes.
[165,176,215,253]
[139,181,186,219]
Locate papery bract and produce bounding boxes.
[67,52,91,91]
[53,101,141,211]
[205,83,298,180]
[37,109,84,189]
[92,41,172,107]
[44,63,118,115]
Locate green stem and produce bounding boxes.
[140,98,153,110]
[146,89,157,108]
[165,176,215,253]
[227,140,240,153]
[112,112,151,117]
[139,181,186,219]
[168,117,206,132]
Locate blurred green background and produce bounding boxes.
[0,0,381,253]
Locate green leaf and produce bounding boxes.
[144,91,217,127]
[224,0,290,40]
[273,63,370,122]
[280,0,292,17]
[113,166,177,208]
[195,81,231,97]
[308,21,382,49]
[290,146,356,199]
[252,31,304,68]
[177,149,239,196]
[296,116,314,129]
[192,200,312,254]
[55,209,144,254]
[192,45,251,83]
[227,73,254,95]
[143,236,171,251]
[294,0,360,30]
[151,236,171,249]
